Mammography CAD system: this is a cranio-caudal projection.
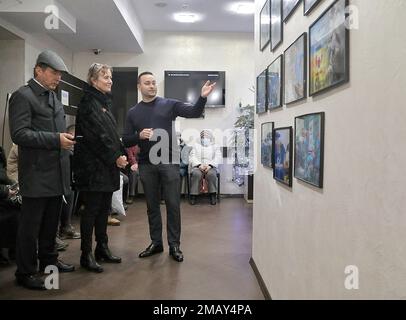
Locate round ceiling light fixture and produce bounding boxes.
[173,12,200,23]
[154,2,168,8]
[229,2,255,15]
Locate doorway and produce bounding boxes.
[111,67,138,135]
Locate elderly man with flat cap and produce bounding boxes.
[9,49,76,290]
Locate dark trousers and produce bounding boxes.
[121,173,129,204]
[60,192,74,229]
[0,205,19,249]
[139,164,181,247]
[15,196,62,276]
[80,191,112,253]
[128,170,139,197]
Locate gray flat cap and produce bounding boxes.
[36,49,69,73]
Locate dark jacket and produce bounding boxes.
[73,84,123,192]
[8,79,71,197]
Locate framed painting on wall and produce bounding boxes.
[271,0,283,51]
[309,0,349,96]
[294,112,325,188]
[304,0,323,15]
[260,0,271,51]
[267,55,283,110]
[283,0,301,22]
[261,122,274,168]
[273,126,293,187]
[284,32,307,105]
[256,69,267,114]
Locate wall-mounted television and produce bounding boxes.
[164,71,225,108]
[56,73,86,116]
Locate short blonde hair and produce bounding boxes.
[87,63,113,85]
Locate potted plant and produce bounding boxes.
[231,102,254,190]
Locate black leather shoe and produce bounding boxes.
[40,259,75,273]
[55,260,75,272]
[95,243,122,263]
[16,275,46,290]
[210,194,217,205]
[190,195,196,205]
[80,252,103,273]
[169,246,184,262]
[139,243,163,258]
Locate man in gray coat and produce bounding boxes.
[9,50,76,290]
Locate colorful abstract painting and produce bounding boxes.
[294,112,325,187]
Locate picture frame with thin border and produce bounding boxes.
[294,112,325,188]
[261,122,274,168]
[284,32,307,105]
[309,0,349,96]
[304,0,323,16]
[267,55,283,110]
[271,0,283,51]
[256,69,267,114]
[283,0,301,22]
[260,0,271,51]
[273,126,293,187]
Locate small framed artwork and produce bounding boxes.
[271,0,283,51]
[261,122,274,168]
[309,0,349,96]
[283,0,301,22]
[284,32,307,105]
[256,69,267,114]
[267,55,283,110]
[304,0,323,15]
[260,0,271,51]
[273,126,293,187]
[294,112,325,188]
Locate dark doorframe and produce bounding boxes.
[112,67,138,134]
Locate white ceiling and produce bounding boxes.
[131,0,254,33]
[50,0,143,53]
[0,0,254,53]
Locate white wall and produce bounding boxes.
[0,39,24,154]
[73,31,255,194]
[24,33,73,83]
[253,0,406,299]
[0,17,73,82]
[0,18,74,153]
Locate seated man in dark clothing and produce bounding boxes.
[0,147,19,265]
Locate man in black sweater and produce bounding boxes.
[123,72,215,262]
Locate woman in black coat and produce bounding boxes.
[73,63,128,273]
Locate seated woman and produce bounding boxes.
[0,146,19,265]
[189,130,222,205]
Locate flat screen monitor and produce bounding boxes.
[56,73,86,116]
[164,71,225,108]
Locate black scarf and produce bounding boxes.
[84,83,113,110]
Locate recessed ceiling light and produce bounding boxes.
[173,12,200,23]
[230,2,255,15]
[154,2,167,8]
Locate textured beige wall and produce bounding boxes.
[0,39,24,155]
[253,0,406,299]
